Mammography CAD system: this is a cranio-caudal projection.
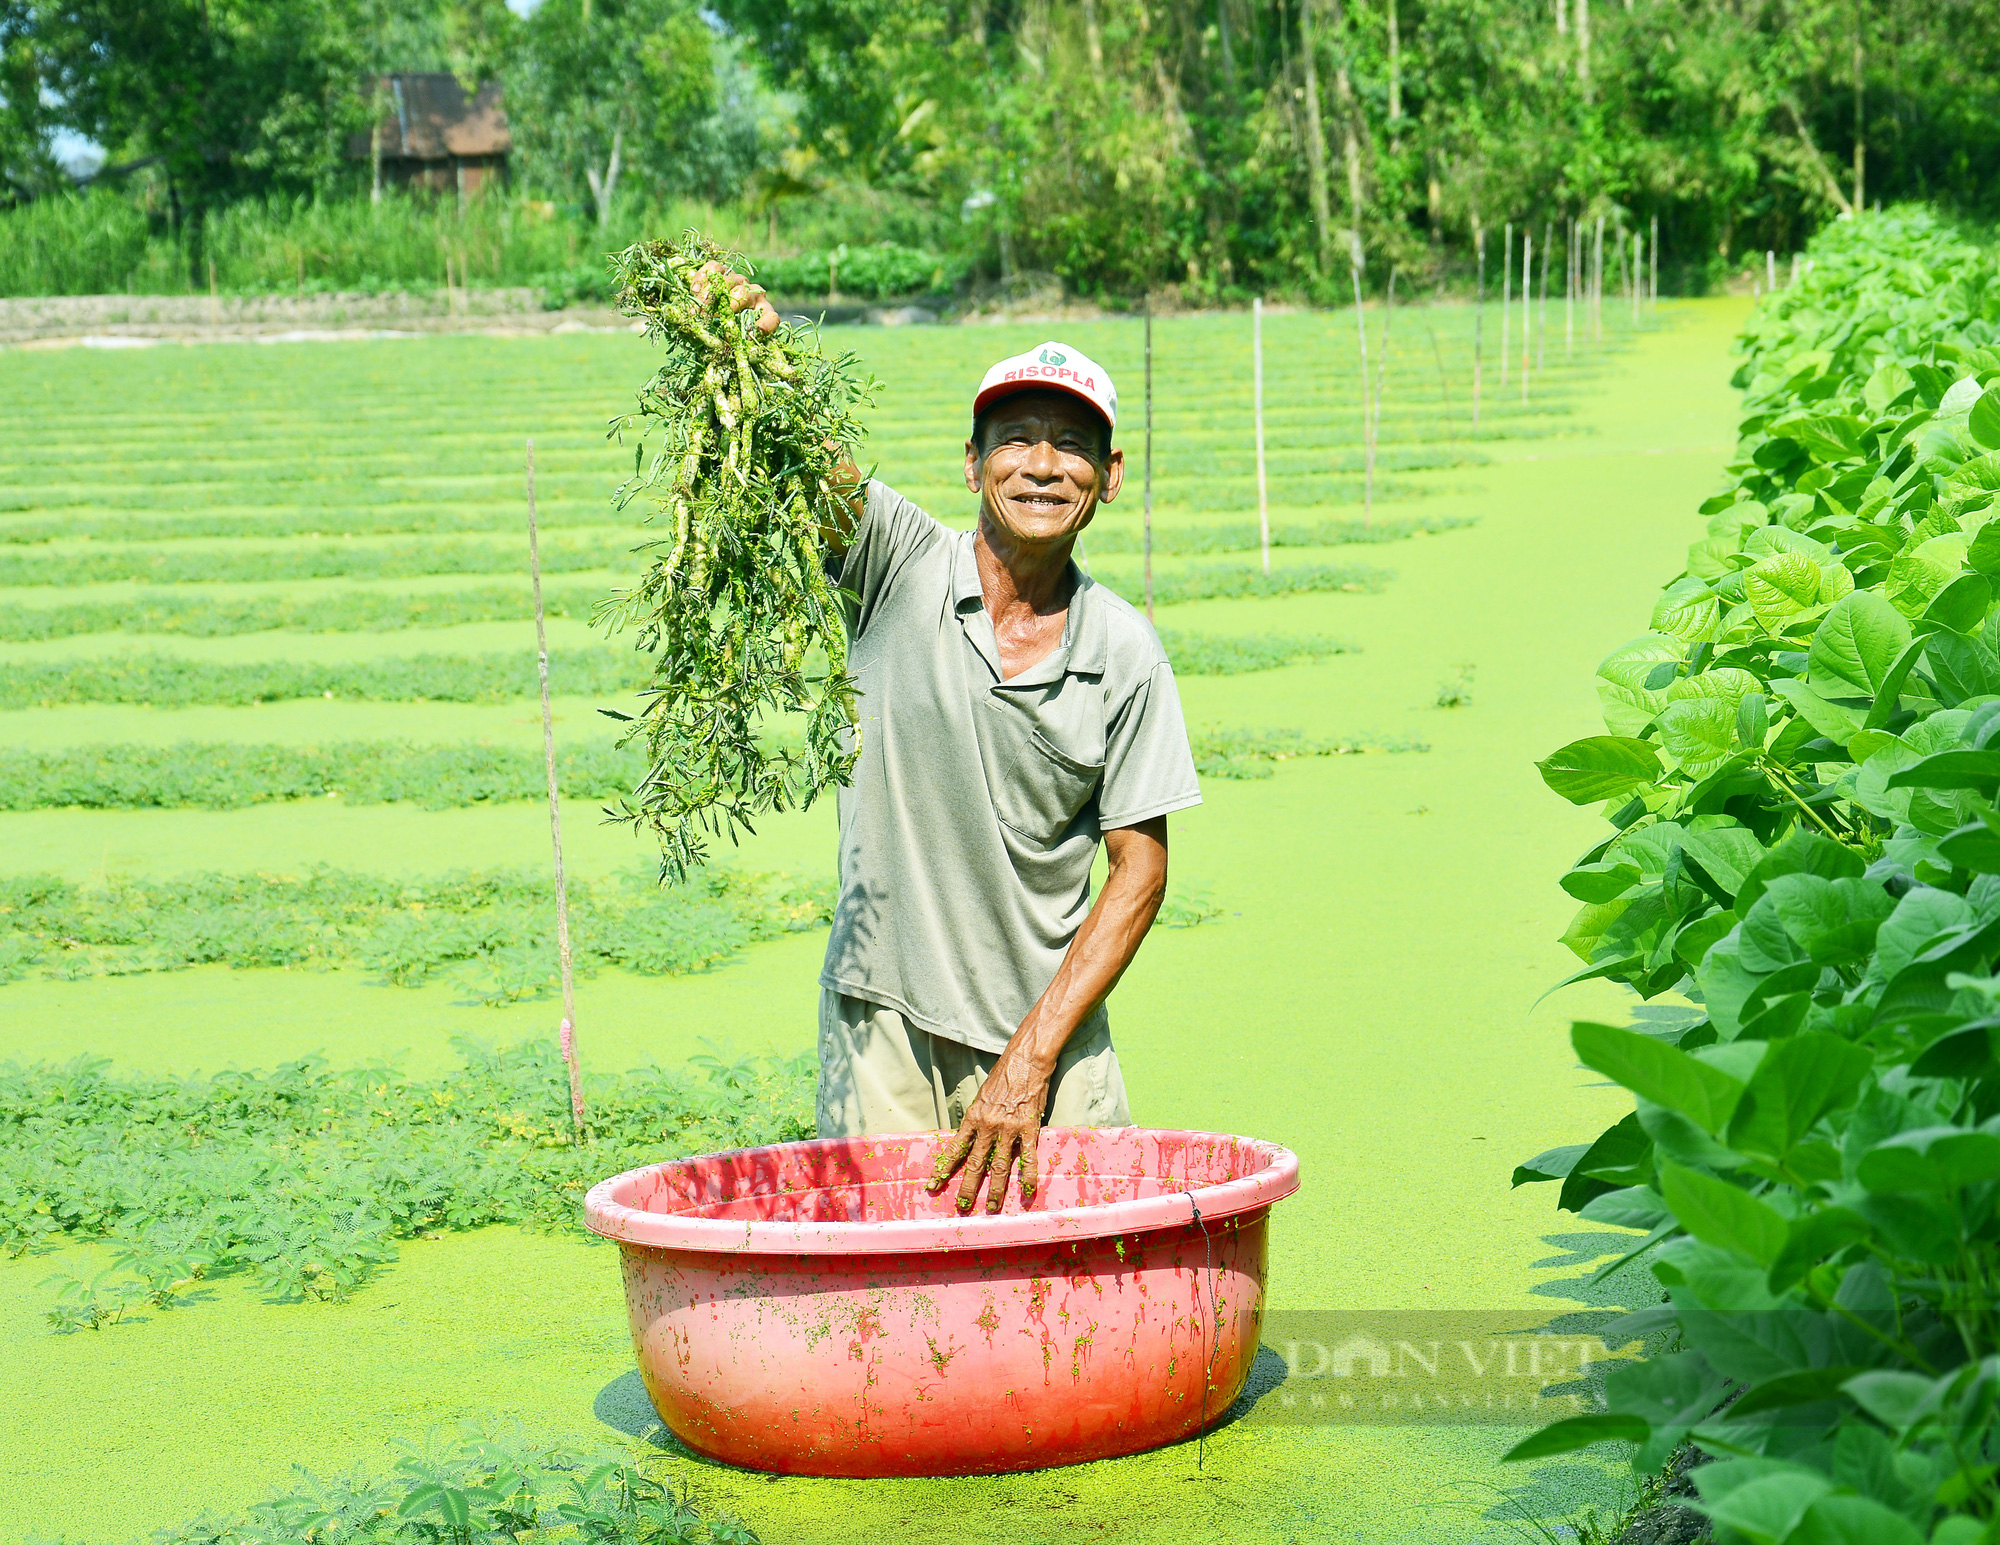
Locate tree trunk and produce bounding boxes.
[1556,0,1567,36]
[1387,0,1401,126]
[1328,0,1364,270]
[584,123,625,232]
[970,0,986,46]
[1576,0,1590,90]
[1851,0,1866,212]
[1084,0,1103,66]
[370,120,383,206]
[1298,0,1336,275]
[1218,0,1236,87]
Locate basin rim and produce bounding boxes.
[583,1127,1300,1256]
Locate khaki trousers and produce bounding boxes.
[816,988,1132,1137]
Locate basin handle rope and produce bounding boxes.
[1186,1191,1224,1471]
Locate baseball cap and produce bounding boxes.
[972,341,1118,432]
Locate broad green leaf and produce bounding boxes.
[1969,387,2000,451]
[1745,551,1824,628]
[1885,749,2000,790]
[1559,1111,1655,1211]
[1767,1207,1871,1294]
[1809,591,1912,698]
[1726,1032,1874,1157]
[1500,1412,1649,1462]
[1650,582,1721,649]
[1789,1495,1926,1545]
[1784,414,1868,463]
[1659,1162,1788,1267]
[1864,633,1936,729]
[1857,1126,2000,1192]
[1597,634,1683,734]
[1560,858,1642,903]
[1841,1369,1948,1432]
[1510,1144,1587,1186]
[1736,830,1867,914]
[1939,818,2000,873]
[1730,1366,1866,1416]
[1679,826,1768,901]
[1658,697,1738,776]
[1578,1185,1669,1229]
[1573,1022,1746,1132]
[1699,1469,1833,1545]
[1536,736,1662,804]
[1922,572,1992,635]
[1767,677,1861,741]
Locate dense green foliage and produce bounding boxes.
[142,1431,762,1545]
[1512,211,2000,1540]
[0,533,635,589]
[1189,724,1426,776]
[0,865,835,998]
[0,740,647,811]
[0,585,599,643]
[0,649,639,708]
[595,234,871,879]
[1153,630,1355,674]
[3,1039,813,1324]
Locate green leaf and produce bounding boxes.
[1536,737,1663,804]
[1886,749,2000,790]
[1511,1144,1588,1186]
[1767,1207,1871,1294]
[1727,1033,1875,1158]
[1559,1111,1655,1211]
[1768,677,1862,742]
[1865,633,1934,729]
[1810,591,1913,699]
[1659,1161,1789,1267]
[1737,692,1771,749]
[1790,1495,1927,1545]
[1500,1412,1649,1462]
[1787,414,1868,463]
[1659,697,1739,776]
[1923,572,1993,635]
[1842,1369,1947,1432]
[1700,1469,1833,1545]
[1560,859,1642,903]
[1730,1366,1868,1416]
[1572,1022,1746,1132]
[1970,386,2000,451]
[1857,1126,2000,1192]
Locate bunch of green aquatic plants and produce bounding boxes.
[1511,209,2000,1543]
[8,1040,813,1328]
[594,232,874,880]
[1189,726,1428,778]
[1154,632,1355,676]
[0,584,603,643]
[0,533,632,589]
[140,1429,762,1545]
[0,649,642,709]
[0,865,833,1000]
[0,501,625,545]
[0,741,651,811]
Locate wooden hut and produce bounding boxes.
[349,75,511,201]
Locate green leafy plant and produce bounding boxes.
[1512,209,2000,1544]
[1435,665,1477,708]
[0,584,605,643]
[1189,726,1429,779]
[1154,631,1357,675]
[5,1040,815,1324]
[1094,560,1392,605]
[1084,513,1475,556]
[593,232,874,879]
[0,533,635,589]
[0,864,833,989]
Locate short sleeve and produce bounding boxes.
[837,480,947,635]
[1098,661,1202,829]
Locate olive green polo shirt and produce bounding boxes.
[819,480,1203,1055]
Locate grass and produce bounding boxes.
[0,292,1704,1544]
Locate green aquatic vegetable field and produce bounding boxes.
[0,293,1738,1543]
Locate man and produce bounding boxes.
[712,270,1202,1214]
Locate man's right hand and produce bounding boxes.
[691,260,780,336]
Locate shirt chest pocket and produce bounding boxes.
[979,697,1105,846]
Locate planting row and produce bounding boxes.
[0,865,837,998]
[1515,210,2000,1543]
[0,728,1424,812]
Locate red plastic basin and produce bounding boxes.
[584,1127,1300,1476]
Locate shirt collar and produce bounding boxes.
[952,530,1107,684]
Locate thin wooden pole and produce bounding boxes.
[1565,218,1575,358]
[529,439,589,1144]
[1538,220,1552,372]
[1650,214,1659,302]
[1520,233,1532,403]
[1253,297,1270,577]
[1369,267,1397,512]
[1592,215,1605,341]
[1500,221,1512,388]
[1143,298,1154,622]
[1350,256,1372,521]
[1472,219,1485,427]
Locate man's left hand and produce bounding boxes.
[927,1046,1052,1214]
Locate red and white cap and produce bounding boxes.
[972,341,1117,432]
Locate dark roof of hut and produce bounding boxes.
[349,75,511,161]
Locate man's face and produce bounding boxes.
[963,390,1124,548]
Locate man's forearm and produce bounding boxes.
[1007,819,1169,1073]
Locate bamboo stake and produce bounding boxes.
[1650,214,1659,302]
[1538,220,1552,372]
[529,439,589,1144]
[1253,297,1270,577]
[1472,219,1485,427]
[1500,221,1512,388]
[1143,298,1154,621]
[1632,233,1641,324]
[1350,257,1372,521]
[1592,215,1605,341]
[1520,233,1531,402]
[1565,218,1575,358]
[1369,267,1397,512]
[1766,249,1776,293]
